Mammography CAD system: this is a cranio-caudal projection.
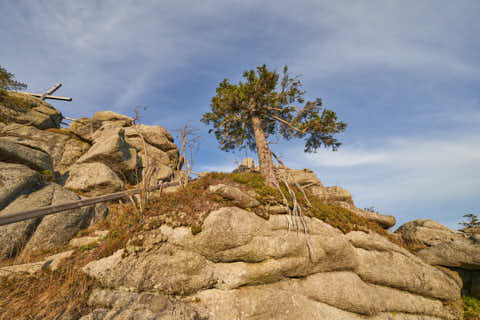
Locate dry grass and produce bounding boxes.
[0,252,99,320]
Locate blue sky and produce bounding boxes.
[1,0,479,230]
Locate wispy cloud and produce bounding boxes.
[2,0,479,231]
[279,130,480,229]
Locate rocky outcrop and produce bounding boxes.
[0,123,91,176]
[64,162,124,196]
[0,162,42,210]
[396,219,480,299]
[0,98,180,260]
[395,219,465,247]
[0,91,62,129]
[417,241,480,270]
[0,138,54,172]
[338,202,396,229]
[272,164,396,229]
[75,126,138,181]
[82,206,461,320]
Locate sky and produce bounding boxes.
[1,0,479,230]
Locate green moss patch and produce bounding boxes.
[463,295,480,320]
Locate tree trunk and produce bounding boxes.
[251,115,277,187]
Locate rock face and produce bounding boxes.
[0,138,54,172]
[64,162,124,196]
[82,207,461,320]
[0,123,91,176]
[0,182,94,258]
[395,219,465,247]
[0,95,180,260]
[396,219,480,299]
[0,162,42,211]
[0,91,62,129]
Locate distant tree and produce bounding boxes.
[201,64,347,186]
[364,206,380,214]
[0,65,27,91]
[459,213,480,229]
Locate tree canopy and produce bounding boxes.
[0,65,27,91]
[201,64,347,186]
[459,213,480,229]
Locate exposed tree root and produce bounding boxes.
[272,157,314,262]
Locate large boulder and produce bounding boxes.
[93,111,134,124]
[124,124,176,153]
[395,219,465,247]
[396,219,480,300]
[416,240,480,270]
[338,202,396,229]
[64,162,124,196]
[0,162,42,211]
[82,206,460,320]
[276,167,324,187]
[0,91,62,129]
[0,123,90,175]
[0,138,53,172]
[75,126,138,176]
[124,124,179,169]
[346,231,460,302]
[67,117,99,142]
[68,111,133,142]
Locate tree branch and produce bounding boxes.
[268,114,306,134]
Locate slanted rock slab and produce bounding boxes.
[0,183,55,258]
[65,162,124,196]
[0,162,42,210]
[416,240,480,270]
[346,231,460,302]
[0,138,54,172]
[395,219,465,247]
[20,183,94,255]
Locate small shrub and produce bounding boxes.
[459,213,480,229]
[40,170,54,182]
[463,295,480,320]
[0,65,27,91]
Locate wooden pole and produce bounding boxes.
[17,92,72,101]
[41,83,62,100]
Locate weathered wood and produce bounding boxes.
[0,180,186,227]
[18,92,72,101]
[41,83,62,100]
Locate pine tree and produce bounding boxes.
[201,65,347,186]
[0,65,27,91]
[459,213,480,229]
